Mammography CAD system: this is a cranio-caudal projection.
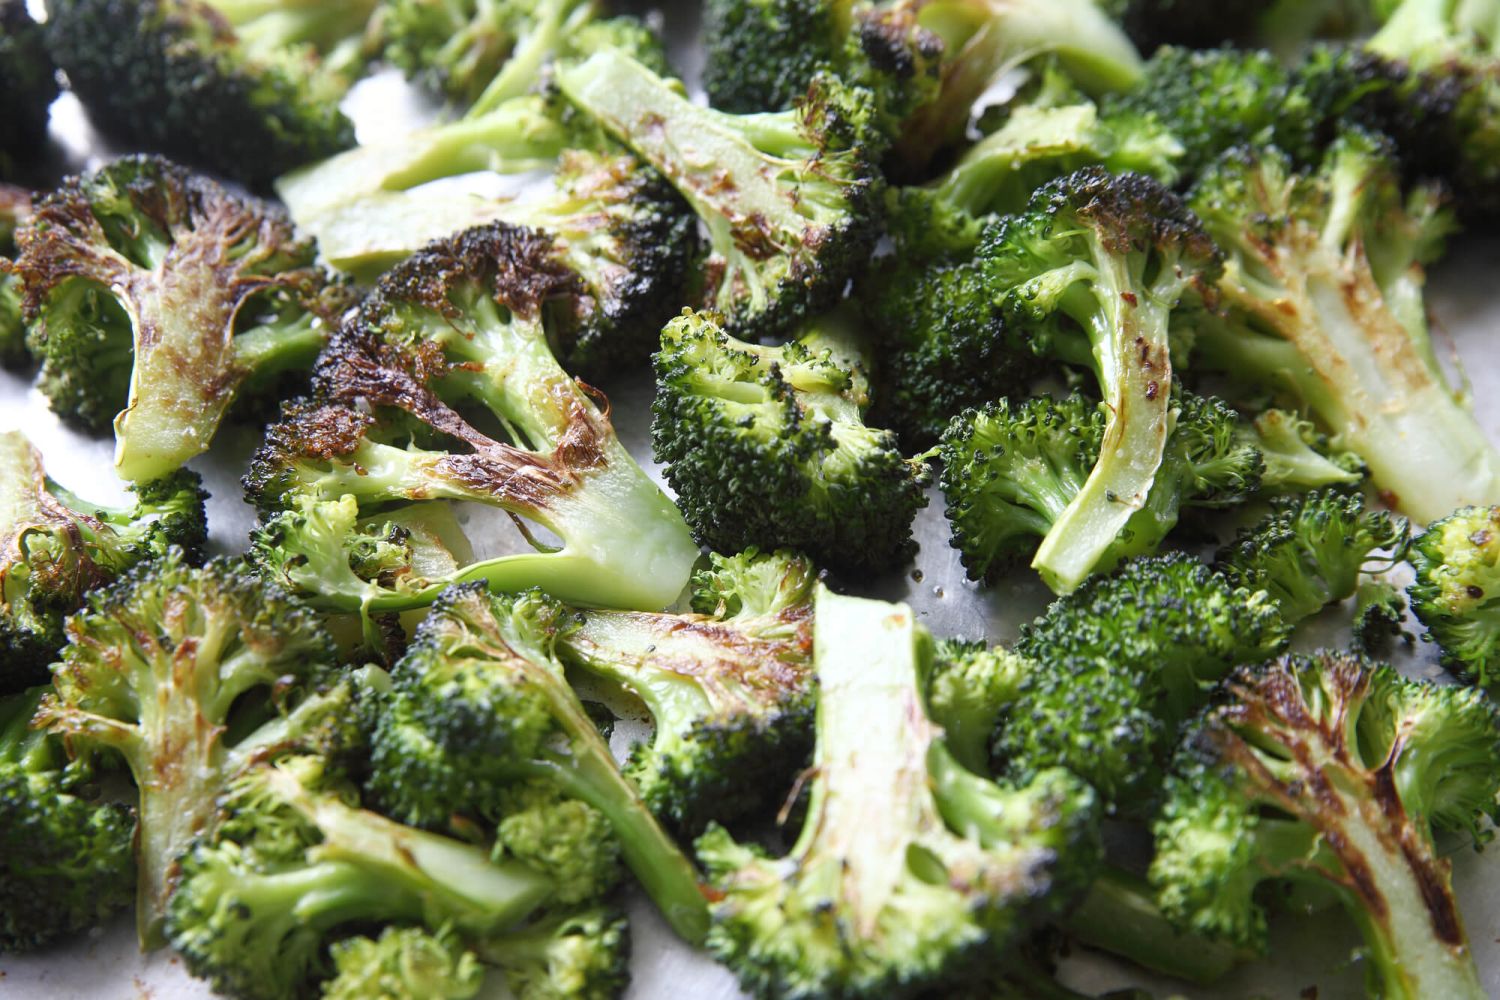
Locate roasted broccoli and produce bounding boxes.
[46,0,375,188]
[653,309,928,572]
[0,183,31,366]
[939,391,1260,585]
[1151,651,1500,999]
[1409,504,1500,687]
[557,547,816,833]
[696,586,1101,998]
[1233,408,1365,493]
[13,156,352,482]
[0,686,135,953]
[558,49,883,338]
[477,904,631,1000]
[366,584,709,943]
[0,430,207,693]
[1188,130,1500,522]
[0,0,57,182]
[33,551,346,945]
[322,926,484,1000]
[1217,488,1410,627]
[246,223,698,625]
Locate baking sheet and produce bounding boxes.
[3,5,1499,996]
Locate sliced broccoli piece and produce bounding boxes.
[1233,408,1365,493]
[13,156,351,481]
[0,431,207,692]
[477,904,631,1000]
[45,0,375,188]
[652,309,928,572]
[1151,651,1499,999]
[323,926,484,1000]
[0,1,57,182]
[558,49,883,339]
[246,223,699,624]
[696,586,1101,998]
[1216,488,1410,627]
[366,584,709,943]
[0,686,135,953]
[557,548,816,833]
[1188,130,1499,523]
[32,551,346,945]
[1409,504,1500,686]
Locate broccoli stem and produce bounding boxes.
[465,0,595,117]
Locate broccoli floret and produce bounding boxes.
[245,223,699,625]
[0,686,135,953]
[0,1,57,183]
[0,183,32,367]
[1151,651,1499,998]
[32,550,345,945]
[167,755,560,1000]
[939,391,1260,586]
[0,431,207,692]
[1233,408,1365,493]
[926,638,1026,775]
[696,586,1101,998]
[1353,578,1411,655]
[477,904,631,1000]
[558,49,883,339]
[45,0,374,188]
[323,926,484,1000]
[1188,131,1500,523]
[1409,505,1500,686]
[13,156,351,482]
[557,548,816,833]
[652,309,928,572]
[1216,488,1411,627]
[367,584,710,943]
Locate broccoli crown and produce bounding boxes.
[697,586,1101,999]
[1409,505,1500,686]
[323,926,485,1000]
[167,755,557,1000]
[1188,130,1499,524]
[13,155,348,481]
[0,430,207,692]
[479,904,631,1000]
[1000,553,1289,805]
[558,547,817,833]
[367,583,710,944]
[1151,651,1499,998]
[1216,488,1410,626]
[32,550,339,945]
[1233,407,1365,493]
[245,222,698,620]
[558,50,883,339]
[45,0,372,188]
[0,1,57,181]
[653,309,927,572]
[0,686,136,952]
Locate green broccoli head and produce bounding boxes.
[697,586,1101,999]
[323,926,484,1000]
[559,547,817,833]
[0,431,207,692]
[494,777,621,905]
[13,155,350,481]
[1233,408,1365,493]
[1151,651,1500,998]
[45,0,374,188]
[479,904,631,1000]
[1409,505,1500,686]
[927,638,1026,775]
[559,50,884,339]
[0,1,57,181]
[653,309,928,573]
[0,686,135,952]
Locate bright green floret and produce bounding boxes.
[1409,504,1500,686]
[323,926,484,1000]
[653,309,928,572]
[0,184,31,367]
[1151,651,1500,1000]
[479,904,631,1000]
[1232,408,1365,493]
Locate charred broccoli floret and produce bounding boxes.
[366,584,709,943]
[45,0,375,188]
[1151,651,1499,999]
[652,309,928,572]
[696,586,1101,998]
[13,156,351,482]
[322,926,484,1000]
[0,686,135,953]
[1409,504,1500,687]
[0,431,206,692]
[32,550,345,945]
[0,1,57,182]
[245,223,698,627]
[557,548,816,833]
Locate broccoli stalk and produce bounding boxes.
[557,548,817,833]
[247,223,698,622]
[696,586,1101,998]
[33,551,343,946]
[322,926,485,1000]
[1151,651,1499,1000]
[1188,131,1500,523]
[1409,504,1500,686]
[13,156,350,482]
[558,49,882,338]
